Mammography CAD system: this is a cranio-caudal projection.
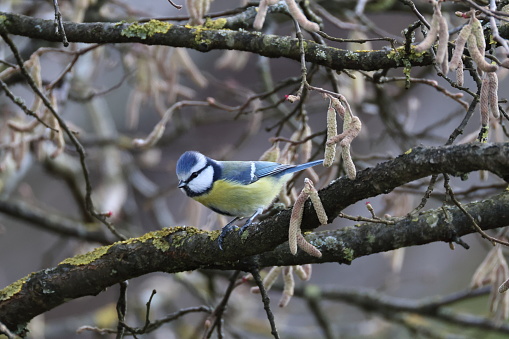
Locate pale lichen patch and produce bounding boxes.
[121,19,173,39]
[0,273,32,301]
[342,247,355,262]
[59,245,111,266]
[124,228,172,245]
[203,17,227,29]
[153,238,170,252]
[55,227,202,266]
[240,229,250,242]
[208,230,220,241]
[389,46,426,63]
[425,214,439,228]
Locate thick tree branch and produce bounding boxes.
[254,191,509,267]
[1,142,508,332]
[0,11,433,72]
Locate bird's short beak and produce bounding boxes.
[178,180,186,188]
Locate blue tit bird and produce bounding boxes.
[176,150,323,249]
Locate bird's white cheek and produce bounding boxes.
[187,166,214,194]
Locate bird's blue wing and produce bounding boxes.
[220,159,322,184]
[219,161,262,185]
[220,161,293,184]
[253,162,295,179]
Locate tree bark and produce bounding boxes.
[1,142,508,332]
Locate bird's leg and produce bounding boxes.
[239,207,264,234]
[218,216,240,250]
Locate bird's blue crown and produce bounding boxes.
[176,151,202,175]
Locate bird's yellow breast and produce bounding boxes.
[193,175,291,217]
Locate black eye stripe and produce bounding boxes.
[185,165,208,184]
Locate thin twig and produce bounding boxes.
[78,306,212,335]
[460,0,509,22]
[46,44,101,90]
[378,76,469,109]
[52,0,69,47]
[204,270,241,339]
[444,174,509,247]
[0,58,16,68]
[307,84,342,99]
[0,79,56,130]
[234,77,301,118]
[338,212,396,225]
[446,91,479,145]
[265,96,301,132]
[70,71,132,102]
[293,18,308,99]
[304,291,335,339]
[403,21,421,55]
[316,30,397,49]
[142,290,157,332]
[138,5,250,23]
[167,0,183,9]
[144,306,212,333]
[489,0,509,55]
[413,93,480,214]
[116,281,128,339]
[251,268,280,339]
[399,0,430,29]
[269,130,325,146]
[410,174,439,214]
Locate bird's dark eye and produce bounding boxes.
[189,172,199,181]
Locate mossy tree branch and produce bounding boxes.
[1,142,508,332]
[0,10,432,72]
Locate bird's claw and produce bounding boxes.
[217,220,254,250]
[218,224,237,250]
[238,220,252,235]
